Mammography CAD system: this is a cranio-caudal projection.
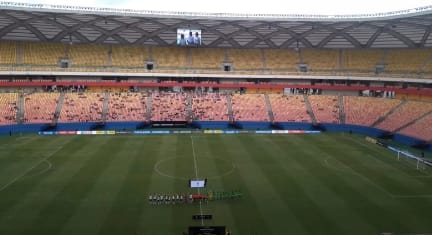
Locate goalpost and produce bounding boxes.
[396,150,431,170]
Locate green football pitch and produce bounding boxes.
[0,133,432,235]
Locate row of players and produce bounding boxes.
[148,191,243,205]
[148,194,205,205]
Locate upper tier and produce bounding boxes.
[1,42,432,79]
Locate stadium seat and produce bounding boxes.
[152,47,188,69]
[0,41,17,65]
[308,95,340,123]
[264,49,299,71]
[23,92,59,123]
[376,101,432,132]
[384,49,432,73]
[301,49,339,71]
[268,94,310,122]
[0,93,18,125]
[341,49,384,72]
[344,96,401,126]
[227,49,264,70]
[21,42,66,66]
[111,45,148,68]
[192,93,229,121]
[59,93,104,122]
[231,94,269,121]
[69,45,109,67]
[106,92,147,121]
[190,48,225,69]
[151,93,187,121]
[399,113,432,141]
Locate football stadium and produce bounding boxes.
[1,1,432,234]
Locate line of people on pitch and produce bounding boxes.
[148,193,207,205]
[148,191,243,205]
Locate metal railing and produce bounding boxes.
[1,1,432,21]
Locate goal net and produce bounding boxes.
[395,149,431,170]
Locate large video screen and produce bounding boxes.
[177,28,202,46]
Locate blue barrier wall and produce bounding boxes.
[320,123,385,137]
[393,133,425,146]
[56,122,96,131]
[104,122,142,130]
[0,121,429,152]
[0,124,45,135]
[277,122,314,130]
[236,121,272,130]
[192,121,230,129]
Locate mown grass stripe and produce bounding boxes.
[19,137,124,235]
[96,137,163,235]
[308,134,432,234]
[193,136,238,232]
[239,135,345,235]
[59,136,143,234]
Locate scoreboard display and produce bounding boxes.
[188,226,225,235]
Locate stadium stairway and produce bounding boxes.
[372,99,407,127]
[17,92,24,124]
[186,93,193,122]
[303,94,317,125]
[146,95,152,122]
[264,94,274,123]
[395,109,432,133]
[226,94,234,122]
[101,92,110,122]
[53,92,65,125]
[338,95,346,124]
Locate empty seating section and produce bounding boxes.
[192,93,229,121]
[399,114,432,141]
[2,90,432,142]
[342,49,383,71]
[385,49,432,73]
[111,45,148,67]
[0,41,17,65]
[344,97,401,126]
[70,45,108,67]
[107,92,147,121]
[264,49,298,70]
[151,93,187,121]
[302,49,339,71]
[308,95,340,123]
[269,94,310,122]
[1,41,432,75]
[59,93,104,122]
[190,48,225,69]
[152,47,187,68]
[228,49,263,70]
[231,94,268,121]
[0,93,18,125]
[376,101,432,132]
[23,93,59,123]
[21,42,65,66]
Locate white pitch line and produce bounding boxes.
[0,145,64,192]
[190,135,204,226]
[191,136,199,181]
[326,154,395,198]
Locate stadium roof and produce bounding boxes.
[1,1,432,49]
